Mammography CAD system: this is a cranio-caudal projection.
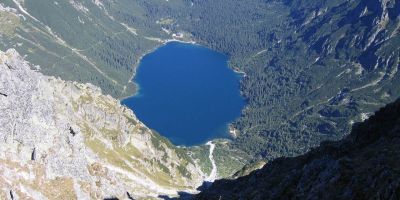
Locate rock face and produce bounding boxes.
[0,49,203,199]
[196,98,400,199]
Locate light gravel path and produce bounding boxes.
[205,141,217,182]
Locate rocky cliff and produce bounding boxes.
[0,49,204,199]
[196,98,400,199]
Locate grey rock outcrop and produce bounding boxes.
[0,49,203,199]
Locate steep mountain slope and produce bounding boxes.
[196,98,400,200]
[0,0,192,98]
[0,49,204,199]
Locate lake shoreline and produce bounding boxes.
[122,42,245,146]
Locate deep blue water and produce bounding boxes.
[122,42,245,146]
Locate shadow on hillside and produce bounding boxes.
[158,181,213,200]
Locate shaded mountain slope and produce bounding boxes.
[196,98,400,199]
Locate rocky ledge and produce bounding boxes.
[0,49,204,199]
